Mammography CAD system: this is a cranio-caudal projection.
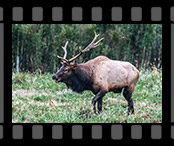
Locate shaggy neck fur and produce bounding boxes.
[64,64,93,93]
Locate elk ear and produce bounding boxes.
[70,63,77,70]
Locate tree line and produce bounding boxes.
[12,24,162,73]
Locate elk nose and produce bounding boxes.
[52,75,56,80]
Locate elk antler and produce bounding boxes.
[68,32,104,63]
[57,41,69,63]
[57,32,104,64]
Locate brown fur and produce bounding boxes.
[79,56,139,94]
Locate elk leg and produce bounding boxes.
[123,86,134,116]
[97,98,102,114]
[92,90,106,114]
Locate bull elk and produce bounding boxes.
[52,32,140,115]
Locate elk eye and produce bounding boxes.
[64,68,69,73]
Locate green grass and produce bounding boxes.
[12,69,162,123]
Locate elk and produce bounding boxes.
[52,33,140,115]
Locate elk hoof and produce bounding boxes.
[98,110,102,114]
[93,109,97,115]
[127,108,134,116]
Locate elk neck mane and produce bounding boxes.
[64,64,93,93]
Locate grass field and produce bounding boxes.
[12,69,162,123]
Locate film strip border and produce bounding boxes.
[0,124,167,140]
[0,6,174,22]
[0,6,173,140]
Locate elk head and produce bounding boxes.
[52,32,104,83]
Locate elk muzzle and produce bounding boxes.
[52,74,62,83]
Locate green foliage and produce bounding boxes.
[12,24,162,73]
[12,70,162,123]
